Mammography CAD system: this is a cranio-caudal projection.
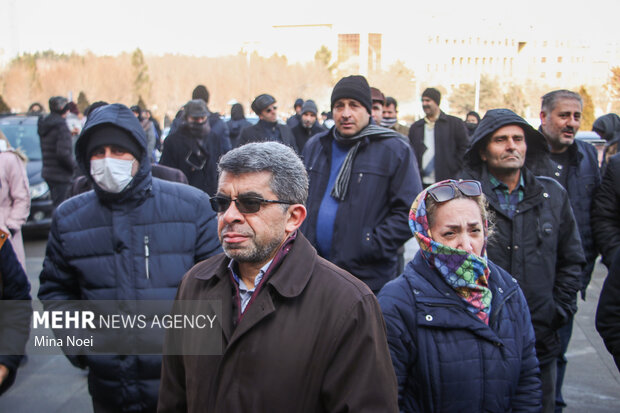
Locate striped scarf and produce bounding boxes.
[330,124,401,201]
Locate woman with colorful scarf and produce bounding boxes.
[378,179,542,412]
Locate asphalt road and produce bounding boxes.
[0,237,618,412]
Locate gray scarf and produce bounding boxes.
[331,124,401,201]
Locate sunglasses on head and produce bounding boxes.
[426,180,482,203]
[209,195,294,214]
[265,105,277,114]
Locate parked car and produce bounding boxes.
[576,130,606,167]
[0,114,54,233]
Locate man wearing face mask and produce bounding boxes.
[160,99,231,195]
[38,103,222,413]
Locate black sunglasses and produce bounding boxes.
[426,180,482,203]
[265,105,277,113]
[209,195,294,214]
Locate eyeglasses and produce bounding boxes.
[265,105,277,114]
[426,180,482,203]
[209,195,294,214]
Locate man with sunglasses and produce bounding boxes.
[158,141,398,412]
[237,93,298,152]
[301,75,422,294]
[461,108,584,413]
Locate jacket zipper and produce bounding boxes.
[490,288,517,327]
[144,235,150,280]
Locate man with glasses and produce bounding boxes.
[301,75,422,294]
[158,142,398,412]
[237,93,298,152]
[460,108,584,413]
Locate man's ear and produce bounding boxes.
[285,204,307,234]
[479,146,488,162]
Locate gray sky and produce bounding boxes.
[1,0,618,60]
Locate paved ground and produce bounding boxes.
[0,238,618,411]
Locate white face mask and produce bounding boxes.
[90,157,135,193]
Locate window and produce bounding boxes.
[541,57,547,63]
[557,56,563,63]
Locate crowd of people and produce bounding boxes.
[1,75,620,413]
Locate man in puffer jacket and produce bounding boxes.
[38,96,76,207]
[38,103,222,412]
[460,109,584,413]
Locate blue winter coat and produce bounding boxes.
[38,104,222,411]
[301,127,422,292]
[378,254,542,412]
[0,233,32,396]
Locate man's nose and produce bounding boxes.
[221,200,244,224]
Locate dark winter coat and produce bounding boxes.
[38,104,222,412]
[286,112,301,129]
[535,138,600,296]
[37,112,76,184]
[291,121,326,153]
[378,253,542,412]
[408,111,469,182]
[226,118,252,148]
[596,249,620,372]
[0,231,32,396]
[301,127,422,292]
[160,114,231,196]
[592,153,620,268]
[461,109,584,364]
[238,119,298,152]
[157,232,399,413]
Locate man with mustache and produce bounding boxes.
[538,90,601,413]
[301,75,422,293]
[460,108,584,413]
[409,87,469,186]
[158,142,398,412]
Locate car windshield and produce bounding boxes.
[0,120,42,161]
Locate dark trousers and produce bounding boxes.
[49,181,71,207]
[541,360,558,413]
[555,315,574,412]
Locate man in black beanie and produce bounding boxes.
[409,87,469,186]
[301,75,422,293]
[37,96,76,207]
[238,93,298,151]
[38,103,222,413]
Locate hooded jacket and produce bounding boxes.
[592,152,620,267]
[460,109,584,364]
[37,112,76,183]
[38,104,222,411]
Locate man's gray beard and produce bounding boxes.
[223,236,282,263]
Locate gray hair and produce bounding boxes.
[217,142,308,205]
[541,90,582,114]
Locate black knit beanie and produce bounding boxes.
[192,85,210,104]
[422,88,441,106]
[331,75,372,114]
[85,124,142,162]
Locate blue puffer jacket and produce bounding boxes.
[378,254,542,413]
[38,104,222,412]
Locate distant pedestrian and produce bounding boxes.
[238,94,297,151]
[226,103,252,148]
[0,131,30,269]
[381,96,410,137]
[291,99,325,152]
[465,110,480,137]
[286,98,304,129]
[409,88,469,186]
[38,96,76,207]
[596,249,620,373]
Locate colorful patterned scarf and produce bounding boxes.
[409,183,492,324]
